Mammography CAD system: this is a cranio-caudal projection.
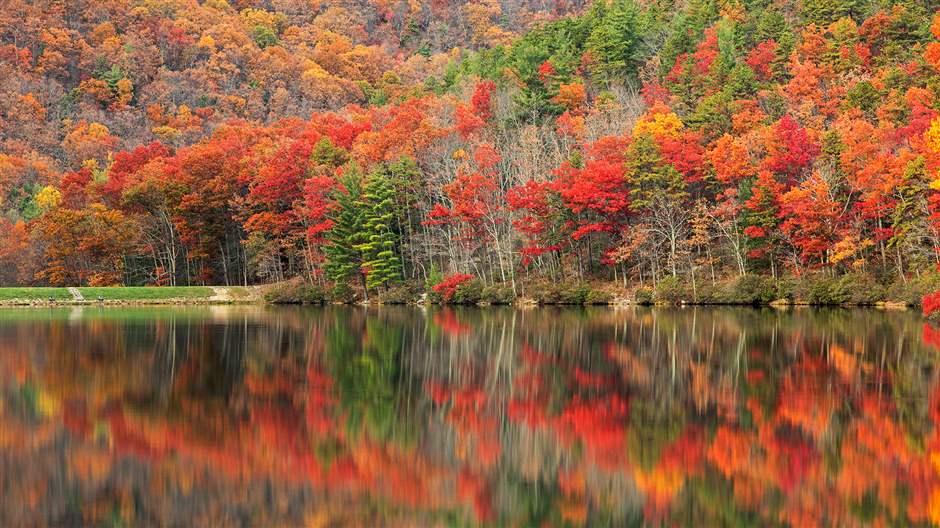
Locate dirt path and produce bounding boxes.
[208,286,263,303]
[209,287,232,302]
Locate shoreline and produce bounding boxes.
[0,297,914,310]
[0,279,924,309]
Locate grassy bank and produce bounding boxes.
[0,287,73,301]
[0,286,259,304]
[77,286,214,300]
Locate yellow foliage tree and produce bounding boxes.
[633,104,683,139]
[34,186,61,211]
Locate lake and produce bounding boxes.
[1,305,939,526]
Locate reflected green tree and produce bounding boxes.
[327,311,415,443]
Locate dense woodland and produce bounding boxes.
[5,0,940,302]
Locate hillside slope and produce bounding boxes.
[3,0,940,303]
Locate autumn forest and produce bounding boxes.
[5,0,940,303]
[13,1,940,526]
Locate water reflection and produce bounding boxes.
[1,305,939,526]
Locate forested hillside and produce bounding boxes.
[4,0,940,303]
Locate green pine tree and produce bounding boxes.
[800,0,863,26]
[356,168,402,290]
[325,166,367,296]
[889,156,932,272]
[387,157,423,276]
[586,0,641,84]
[626,133,688,212]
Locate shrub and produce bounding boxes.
[528,282,592,304]
[654,276,686,304]
[923,291,940,318]
[585,288,613,304]
[774,277,797,302]
[806,276,847,305]
[330,282,357,303]
[432,273,474,302]
[451,279,484,304]
[481,284,515,304]
[837,273,884,305]
[801,273,885,305]
[677,275,784,305]
[425,266,443,291]
[523,282,614,304]
[729,275,778,304]
[376,284,421,304]
[887,272,940,306]
[555,284,591,304]
[264,280,327,304]
[693,282,719,303]
[634,287,653,305]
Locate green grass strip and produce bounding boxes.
[76,286,214,300]
[0,287,72,300]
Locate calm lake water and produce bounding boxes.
[2,305,940,526]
